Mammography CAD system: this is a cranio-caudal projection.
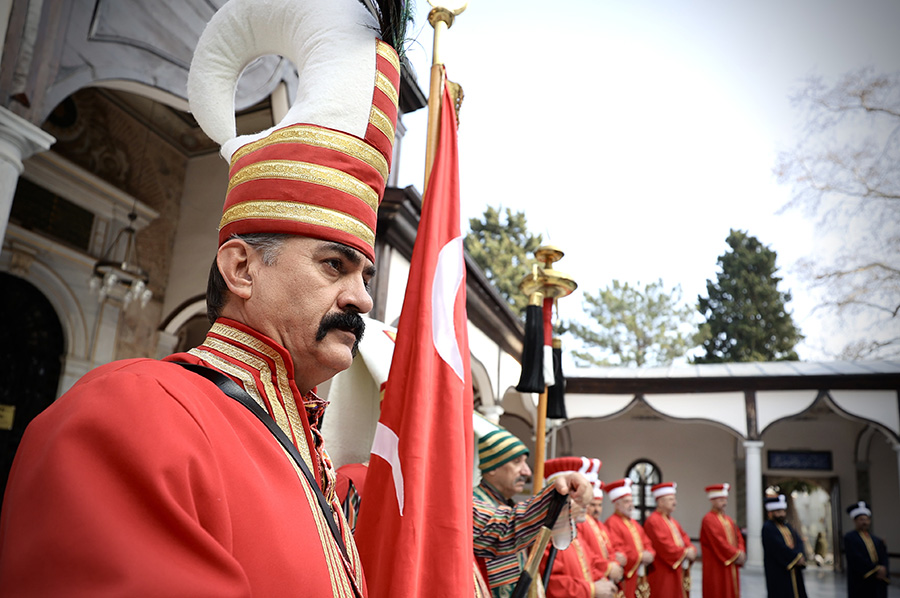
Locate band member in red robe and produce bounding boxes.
[605,479,655,598]
[0,1,407,594]
[699,483,746,598]
[586,480,629,579]
[540,458,619,598]
[643,482,697,597]
[578,462,625,586]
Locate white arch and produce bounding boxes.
[470,353,495,411]
[0,250,89,359]
[757,389,819,434]
[827,390,900,441]
[161,297,207,336]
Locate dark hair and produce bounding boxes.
[206,233,288,324]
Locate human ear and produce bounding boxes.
[217,239,255,300]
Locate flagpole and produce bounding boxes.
[425,1,467,192]
[533,389,549,491]
[518,246,577,495]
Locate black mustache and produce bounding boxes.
[316,311,365,354]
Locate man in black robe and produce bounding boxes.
[843,500,890,598]
[762,494,808,598]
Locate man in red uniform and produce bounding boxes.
[605,478,655,598]
[584,480,628,577]
[699,483,746,598]
[643,482,697,597]
[0,0,406,595]
[539,457,619,598]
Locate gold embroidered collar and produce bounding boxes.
[188,318,323,475]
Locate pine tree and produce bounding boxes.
[695,229,802,363]
[565,279,700,367]
[464,206,542,316]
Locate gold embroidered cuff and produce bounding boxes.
[724,551,741,566]
[787,553,803,570]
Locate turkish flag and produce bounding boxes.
[354,68,474,597]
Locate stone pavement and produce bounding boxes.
[685,561,899,597]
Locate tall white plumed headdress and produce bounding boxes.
[188,0,411,262]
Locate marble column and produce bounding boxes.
[743,439,765,568]
[0,107,55,245]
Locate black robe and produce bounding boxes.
[762,519,808,598]
[844,529,889,598]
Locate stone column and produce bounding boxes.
[743,440,765,568]
[0,107,55,245]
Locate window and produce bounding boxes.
[10,178,94,251]
[626,459,661,524]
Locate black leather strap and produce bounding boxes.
[173,362,350,563]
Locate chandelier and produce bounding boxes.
[89,210,152,308]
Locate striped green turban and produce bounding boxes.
[478,429,528,473]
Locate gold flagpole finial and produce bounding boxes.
[519,245,577,494]
[424,0,468,192]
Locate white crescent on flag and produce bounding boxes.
[370,422,404,515]
[432,236,465,382]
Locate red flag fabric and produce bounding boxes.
[355,68,474,598]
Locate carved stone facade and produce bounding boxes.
[41,88,187,359]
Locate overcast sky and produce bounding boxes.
[393,0,900,363]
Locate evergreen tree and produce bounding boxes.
[695,229,802,363]
[464,206,542,316]
[565,279,700,367]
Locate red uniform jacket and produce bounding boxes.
[606,512,655,598]
[644,511,695,598]
[0,320,364,597]
[585,515,624,566]
[700,510,744,598]
[577,519,617,581]
[540,537,599,598]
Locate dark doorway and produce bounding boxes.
[0,273,64,501]
[764,476,841,572]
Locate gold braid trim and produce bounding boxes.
[776,522,796,549]
[281,444,356,598]
[219,200,375,248]
[230,125,389,183]
[572,538,592,584]
[376,39,400,74]
[204,324,312,472]
[621,516,643,579]
[861,531,879,563]
[369,105,395,143]
[375,70,399,109]
[227,160,379,213]
[587,517,610,559]
[191,345,285,430]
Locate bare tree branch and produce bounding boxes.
[776,67,900,358]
